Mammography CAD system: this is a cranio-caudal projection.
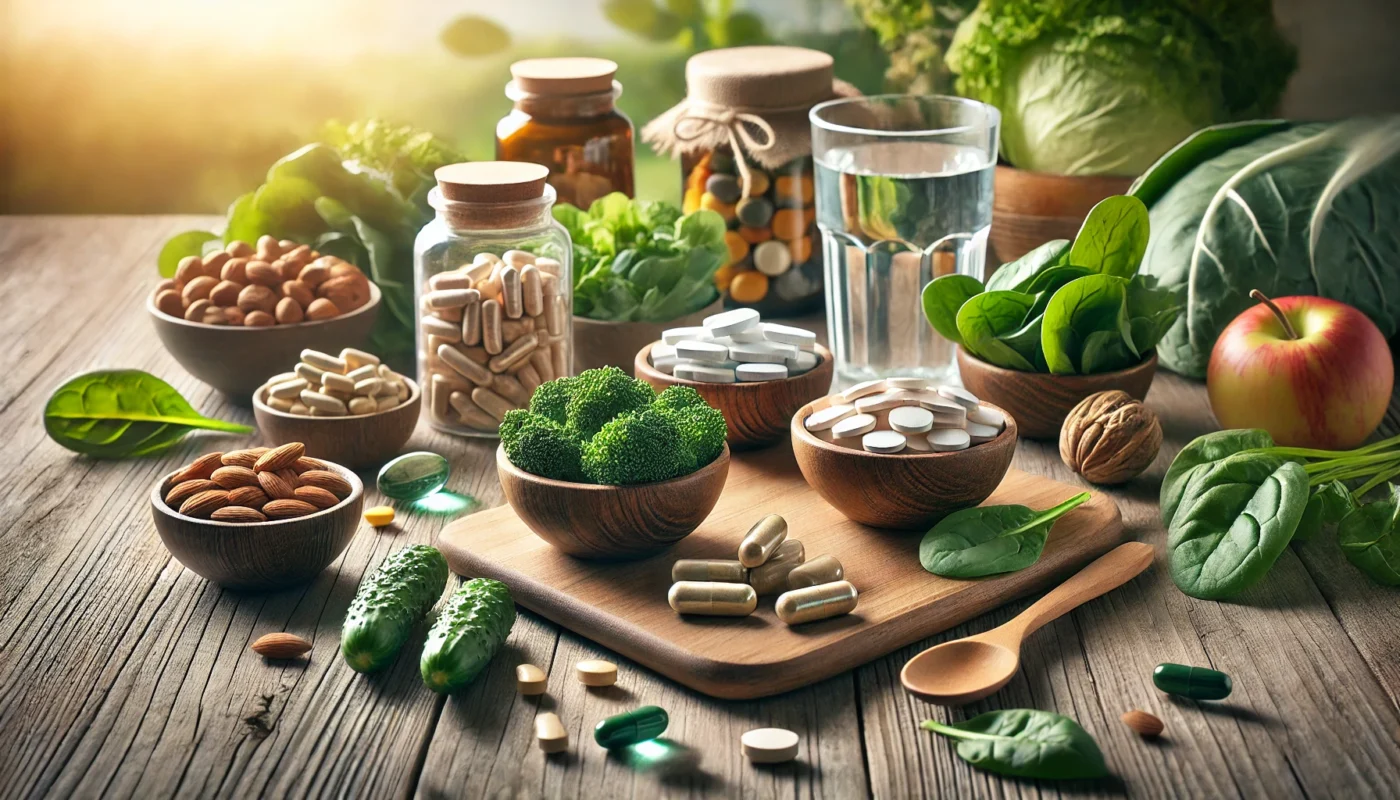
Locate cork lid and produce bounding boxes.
[510,58,618,96]
[685,46,833,110]
[434,162,550,203]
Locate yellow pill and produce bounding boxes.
[728,270,769,303]
[363,505,395,527]
[724,230,749,264]
[771,208,807,241]
[576,659,617,687]
[700,192,737,222]
[713,263,739,292]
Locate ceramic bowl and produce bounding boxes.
[497,443,730,560]
[151,460,364,590]
[148,283,381,402]
[633,342,835,450]
[251,377,421,469]
[790,400,1018,530]
[956,348,1157,440]
[572,300,721,373]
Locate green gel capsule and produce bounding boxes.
[594,706,669,749]
[1153,663,1233,700]
[377,452,450,501]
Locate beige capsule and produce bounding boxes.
[500,316,535,343]
[502,249,536,268]
[529,347,555,383]
[300,389,347,415]
[354,377,384,397]
[787,555,844,590]
[517,364,542,394]
[438,342,493,385]
[775,581,858,625]
[268,378,308,400]
[322,372,355,394]
[520,265,544,317]
[672,559,748,583]
[738,514,788,568]
[346,364,379,383]
[492,374,530,406]
[501,265,523,319]
[429,272,473,291]
[294,362,325,384]
[748,539,805,595]
[300,349,347,374]
[431,373,472,422]
[668,581,757,617]
[461,295,483,346]
[375,395,401,411]
[547,295,566,337]
[425,288,477,309]
[421,315,461,343]
[471,387,514,421]
[267,395,295,412]
[341,347,380,370]
[489,333,538,374]
[535,256,561,276]
[551,342,569,380]
[348,396,377,415]
[482,299,503,355]
[540,272,559,297]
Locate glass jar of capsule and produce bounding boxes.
[415,161,573,437]
[496,57,634,210]
[642,46,858,316]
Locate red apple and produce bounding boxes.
[1207,291,1393,449]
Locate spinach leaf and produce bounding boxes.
[1125,275,1183,355]
[1130,120,1293,207]
[1293,480,1356,541]
[1167,454,1309,599]
[921,710,1108,780]
[956,290,1037,371]
[1041,274,1131,374]
[1069,195,1151,279]
[921,274,984,345]
[1337,484,1400,585]
[1080,329,1139,374]
[1023,265,1095,296]
[985,239,1070,292]
[157,231,221,278]
[1161,429,1275,527]
[920,492,1091,578]
[44,370,252,458]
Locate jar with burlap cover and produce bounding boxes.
[644,46,859,313]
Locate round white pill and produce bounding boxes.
[805,403,855,431]
[761,322,817,347]
[888,406,934,434]
[917,392,966,415]
[928,428,971,451]
[741,728,800,764]
[788,350,820,374]
[831,413,877,439]
[737,363,788,381]
[729,342,790,364]
[662,326,709,344]
[967,422,1000,443]
[675,363,736,383]
[968,405,1006,430]
[904,434,932,452]
[753,240,793,276]
[703,308,761,336]
[675,340,730,363]
[885,377,928,390]
[937,385,980,410]
[839,380,886,404]
[862,430,907,453]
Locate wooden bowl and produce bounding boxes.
[572,300,721,373]
[497,443,730,560]
[252,377,421,469]
[790,401,1018,530]
[148,283,380,402]
[150,461,364,591]
[634,342,835,450]
[956,348,1157,440]
[989,166,1134,264]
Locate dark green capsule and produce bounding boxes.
[593,705,669,749]
[1153,663,1233,700]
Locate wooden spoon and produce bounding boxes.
[900,541,1154,705]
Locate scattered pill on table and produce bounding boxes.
[1153,663,1232,700]
[668,581,758,616]
[516,663,547,695]
[741,727,801,763]
[775,580,859,625]
[862,430,907,453]
[748,539,805,595]
[363,506,395,527]
[672,559,749,583]
[536,712,569,753]
[576,659,618,687]
[594,705,669,749]
[787,554,844,590]
[738,514,789,567]
[888,406,934,434]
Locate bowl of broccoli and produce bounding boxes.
[497,367,731,559]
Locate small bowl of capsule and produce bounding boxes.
[634,308,834,450]
[790,379,1018,530]
[252,347,421,469]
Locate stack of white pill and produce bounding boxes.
[803,379,1006,454]
[649,308,820,384]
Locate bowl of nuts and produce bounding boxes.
[148,236,380,400]
[252,348,422,469]
[150,443,364,590]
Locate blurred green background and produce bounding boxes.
[0,0,901,215]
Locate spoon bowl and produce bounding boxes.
[900,638,1020,705]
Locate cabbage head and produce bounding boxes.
[946,1,1296,177]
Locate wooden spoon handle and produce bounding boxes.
[1003,542,1154,641]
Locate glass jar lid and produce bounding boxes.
[509,57,617,96]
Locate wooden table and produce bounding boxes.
[3,216,1398,798]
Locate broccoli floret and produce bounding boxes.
[499,410,586,482]
[582,408,691,485]
[652,385,709,414]
[565,366,655,440]
[528,376,576,425]
[656,403,727,469]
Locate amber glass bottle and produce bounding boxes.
[496,58,634,210]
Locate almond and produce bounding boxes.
[221,257,249,283]
[222,447,270,468]
[183,298,211,321]
[212,505,267,523]
[209,280,243,306]
[238,283,278,314]
[182,275,218,304]
[257,470,297,500]
[171,452,224,483]
[294,485,340,509]
[175,256,206,285]
[298,263,330,287]
[227,485,270,509]
[306,298,340,321]
[255,442,305,473]
[155,290,183,317]
[291,456,328,474]
[1121,710,1164,738]
[256,235,282,261]
[202,251,231,277]
[224,306,246,326]
[166,478,219,507]
[226,240,254,258]
[263,498,318,519]
[179,489,229,518]
[298,469,352,498]
[251,632,311,659]
[246,260,282,287]
[276,468,301,487]
[211,465,260,489]
[282,280,315,308]
[275,296,304,325]
[244,310,275,327]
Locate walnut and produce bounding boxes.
[1059,390,1162,485]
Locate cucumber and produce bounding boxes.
[341,544,449,673]
[420,578,516,693]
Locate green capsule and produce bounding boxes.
[1153,663,1232,700]
[377,451,450,501]
[594,705,669,749]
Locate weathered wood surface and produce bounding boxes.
[1,216,1398,799]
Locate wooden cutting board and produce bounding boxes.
[439,443,1123,699]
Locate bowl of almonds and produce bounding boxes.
[148,236,380,399]
[150,443,364,590]
[252,347,422,468]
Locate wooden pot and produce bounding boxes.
[956,348,1157,441]
[990,166,1134,265]
[572,300,722,373]
[252,377,422,469]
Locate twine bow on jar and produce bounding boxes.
[672,104,781,198]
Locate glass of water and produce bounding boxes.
[809,95,999,385]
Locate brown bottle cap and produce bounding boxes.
[510,57,617,95]
[434,162,550,203]
[686,46,833,110]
